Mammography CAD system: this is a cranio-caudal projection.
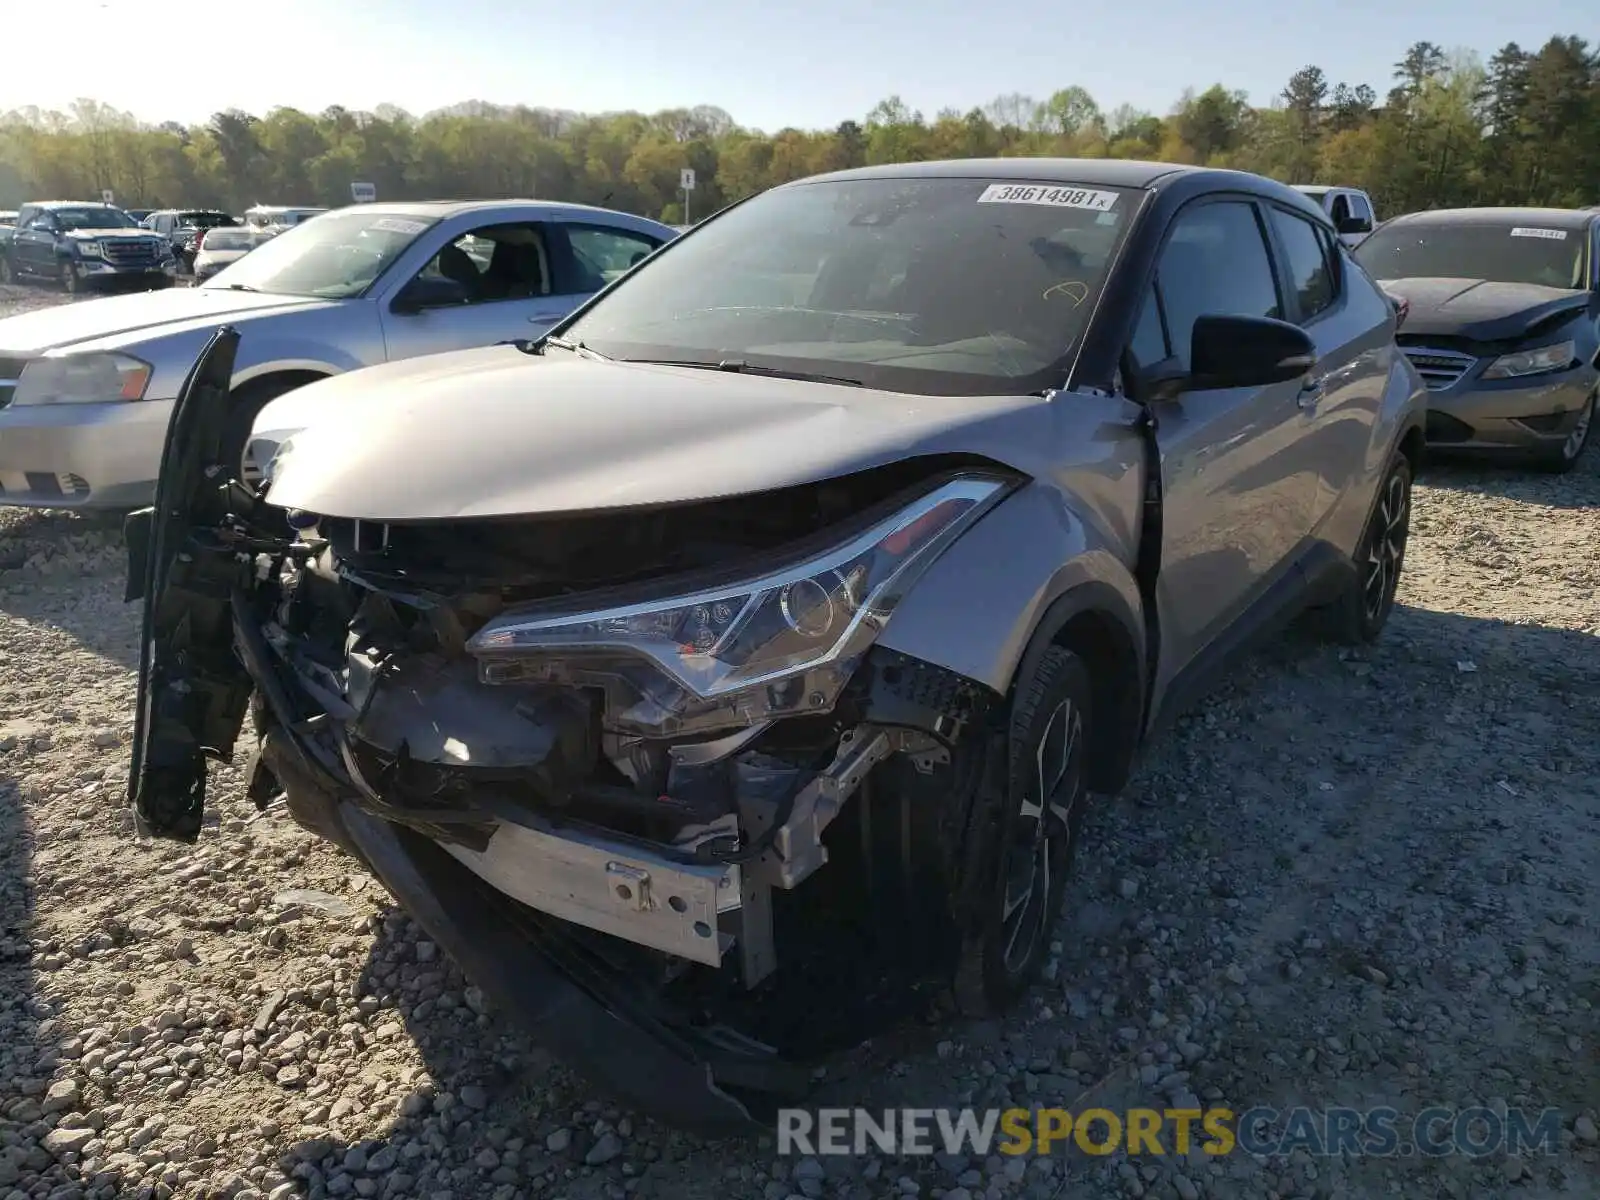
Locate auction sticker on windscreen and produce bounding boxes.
[373,217,429,235]
[977,183,1118,211]
[1509,227,1567,240]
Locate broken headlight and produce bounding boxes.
[466,475,1010,735]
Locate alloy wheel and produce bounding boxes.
[999,696,1084,974]
[1363,467,1410,624]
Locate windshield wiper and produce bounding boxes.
[622,358,864,387]
[527,335,609,360]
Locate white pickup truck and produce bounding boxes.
[1291,185,1378,248]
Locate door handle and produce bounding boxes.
[527,313,561,326]
[1297,376,1325,410]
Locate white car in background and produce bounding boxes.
[191,226,277,284]
[1291,185,1378,248]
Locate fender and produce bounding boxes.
[877,482,1146,699]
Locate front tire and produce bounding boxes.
[0,255,13,285]
[1323,451,1411,644]
[58,259,80,295]
[1532,388,1595,474]
[953,645,1092,1015]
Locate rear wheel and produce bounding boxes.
[1531,388,1595,474]
[953,645,1092,1015]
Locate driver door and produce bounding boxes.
[1135,198,1320,695]
[379,222,560,361]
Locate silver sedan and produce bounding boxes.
[0,199,677,508]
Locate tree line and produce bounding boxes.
[1,35,1595,222]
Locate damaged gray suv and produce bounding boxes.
[124,159,1428,1135]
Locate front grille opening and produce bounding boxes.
[1403,348,1476,391]
[1425,411,1475,443]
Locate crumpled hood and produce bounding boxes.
[258,346,1073,520]
[1378,277,1590,342]
[0,286,342,355]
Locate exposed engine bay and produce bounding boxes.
[259,461,1004,988]
[125,329,1026,1129]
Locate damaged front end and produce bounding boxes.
[126,329,1020,1134]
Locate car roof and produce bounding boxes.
[1385,206,1596,231]
[775,158,1314,206]
[335,198,659,221]
[34,200,123,208]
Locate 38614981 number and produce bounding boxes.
[976,184,1119,211]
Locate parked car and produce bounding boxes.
[1291,185,1378,248]
[0,201,177,295]
[125,208,154,224]
[145,209,241,271]
[242,205,329,231]
[191,225,273,283]
[123,159,1427,1134]
[1354,205,1599,471]
[0,200,677,508]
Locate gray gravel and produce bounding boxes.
[1,282,1597,1199]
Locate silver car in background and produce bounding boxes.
[191,225,276,284]
[0,199,677,507]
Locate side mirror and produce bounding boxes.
[1189,314,1317,390]
[1335,215,1373,236]
[391,275,469,314]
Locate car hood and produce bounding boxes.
[257,346,1103,521]
[0,287,343,355]
[61,228,157,240]
[1376,277,1590,341]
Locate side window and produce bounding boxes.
[1348,194,1373,224]
[413,223,552,305]
[1328,194,1352,225]
[1266,207,1337,322]
[559,225,661,292]
[1156,201,1282,371]
[1128,283,1169,370]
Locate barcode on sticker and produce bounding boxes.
[977,183,1118,211]
[1509,227,1567,240]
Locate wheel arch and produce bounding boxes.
[230,362,337,397]
[1012,583,1147,796]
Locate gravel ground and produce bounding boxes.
[1,280,1597,1200]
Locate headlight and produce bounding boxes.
[75,241,103,258]
[465,475,1011,736]
[12,352,153,405]
[1482,340,1576,380]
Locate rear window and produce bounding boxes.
[202,228,256,251]
[181,211,236,228]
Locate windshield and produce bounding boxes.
[54,206,139,231]
[199,210,437,298]
[1355,220,1587,289]
[561,176,1140,395]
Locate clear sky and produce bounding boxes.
[2,0,1593,129]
